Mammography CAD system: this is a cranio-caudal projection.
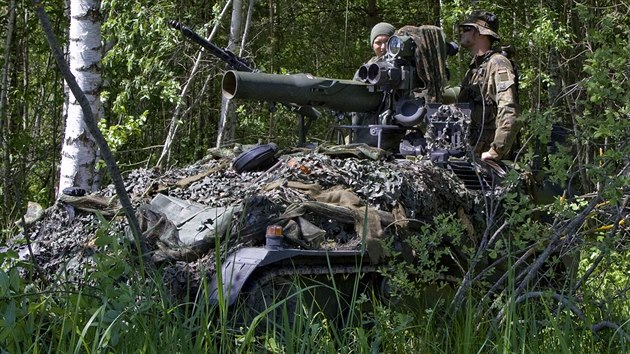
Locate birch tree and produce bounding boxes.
[34,0,143,259]
[57,0,102,196]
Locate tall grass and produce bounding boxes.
[1,248,627,353]
[1,221,628,353]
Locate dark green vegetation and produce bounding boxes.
[0,0,628,352]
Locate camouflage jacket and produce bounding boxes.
[458,50,519,160]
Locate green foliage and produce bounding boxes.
[0,0,67,222]
[98,109,148,152]
[1,213,629,352]
[100,2,183,160]
[383,214,467,299]
[574,4,630,191]
[525,7,572,51]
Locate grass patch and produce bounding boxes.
[1,216,627,353]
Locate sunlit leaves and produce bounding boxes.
[99,1,182,155]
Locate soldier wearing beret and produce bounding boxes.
[458,10,520,161]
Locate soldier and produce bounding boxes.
[351,22,396,147]
[353,22,396,80]
[457,10,520,161]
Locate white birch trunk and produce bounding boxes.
[57,0,102,196]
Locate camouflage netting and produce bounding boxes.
[7,145,489,298]
[396,25,450,102]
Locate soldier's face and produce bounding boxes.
[459,25,477,49]
[372,35,390,57]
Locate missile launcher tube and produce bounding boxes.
[222,70,384,113]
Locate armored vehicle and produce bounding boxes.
[170,22,506,324]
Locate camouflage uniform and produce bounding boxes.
[457,10,520,160]
[458,50,519,159]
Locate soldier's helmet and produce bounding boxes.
[459,10,500,40]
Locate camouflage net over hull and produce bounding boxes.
[9,146,489,298]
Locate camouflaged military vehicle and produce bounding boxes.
[2,22,576,331]
[170,24,511,322]
[5,23,510,327]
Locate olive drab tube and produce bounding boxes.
[222,71,384,113]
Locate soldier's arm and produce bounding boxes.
[487,56,519,160]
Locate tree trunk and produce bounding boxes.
[34,0,143,266]
[57,0,103,196]
[365,0,378,27]
[216,0,244,148]
[240,0,256,55]
[434,0,442,27]
[1,0,16,208]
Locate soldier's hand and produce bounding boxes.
[481,151,496,161]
